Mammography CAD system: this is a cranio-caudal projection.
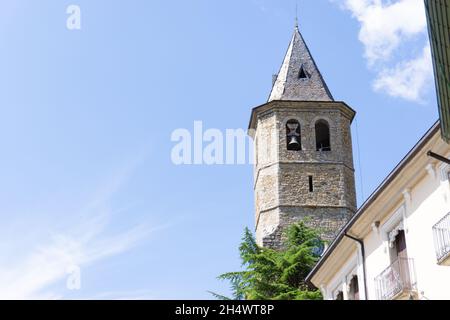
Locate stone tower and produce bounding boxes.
[248,25,357,248]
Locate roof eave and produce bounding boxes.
[248,100,356,136]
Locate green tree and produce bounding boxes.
[211,221,323,300]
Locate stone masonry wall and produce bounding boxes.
[278,163,356,210]
[252,101,357,248]
[262,207,354,248]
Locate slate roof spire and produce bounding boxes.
[268,25,334,102]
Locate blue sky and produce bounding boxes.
[0,0,438,299]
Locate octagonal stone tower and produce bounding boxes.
[248,25,357,248]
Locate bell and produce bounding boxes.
[288,136,300,148]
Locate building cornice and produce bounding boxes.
[248,100,356,137]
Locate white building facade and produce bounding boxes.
[306,122,450,300]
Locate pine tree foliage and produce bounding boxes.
[211,221,324,300]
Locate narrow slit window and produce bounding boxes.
[309,176,314,192]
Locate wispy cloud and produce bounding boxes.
[0,224,154,299]
[373,44,432,102]
[252,0,269,12]
[333,0,433,102]
[0,153,168,299]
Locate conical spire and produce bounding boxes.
[268,26,334,102]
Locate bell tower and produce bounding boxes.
[248,25,357,248]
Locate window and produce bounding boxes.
[390,230,411,284]
[348,275,360,300]
[376,228,416,299]
[335,291,344,300]
[309,176,314,192]
[299,64,310,79]
[376,210,417,300]
[432,212,450,264]
[286,120,301,151]
[389,229,408,261]
[315,120,331,151]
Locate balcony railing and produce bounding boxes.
[374,258,417,300]
[433,212,450,264]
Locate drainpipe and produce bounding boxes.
[344,234,368,300]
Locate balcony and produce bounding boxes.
[433,212,450,265]
[375,258,417,300]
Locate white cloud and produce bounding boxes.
[339,0,427,64]
[333,0,433,102]
[373,44,432,102]
[0,154,169,300]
